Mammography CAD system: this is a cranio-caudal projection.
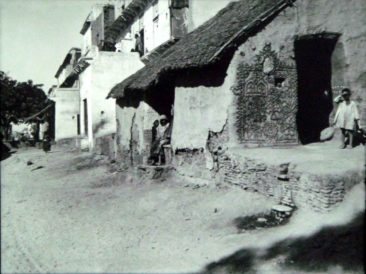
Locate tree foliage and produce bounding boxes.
[0,71,53,134]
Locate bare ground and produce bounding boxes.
[1,147,364,273]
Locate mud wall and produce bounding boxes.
[115,100,161,166]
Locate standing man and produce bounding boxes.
[333,88,360,148]
[134,33,144,57]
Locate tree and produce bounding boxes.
[0,71,53,139]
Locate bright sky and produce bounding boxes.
[0,0,108,92]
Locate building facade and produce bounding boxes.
[109,0,365,211]
[51,48,81,143]
[74,4,144,153]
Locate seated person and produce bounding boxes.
[149,115,171,165]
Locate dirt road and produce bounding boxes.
[1,148,364,273]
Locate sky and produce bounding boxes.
[0,0,108,92]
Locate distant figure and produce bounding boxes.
[42,135,51,153]
[149,115,171,165]
[333,88,360,149]
[134,33,144,57]
[39,119,49,141]
[27,122,37,146]
[115,42,122,52]
[39,118,51,152]
[151,119,159,143]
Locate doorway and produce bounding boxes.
[83,99,88,135]
[295,34,339,144]
[77,114,81,135]
[139,28,145,56]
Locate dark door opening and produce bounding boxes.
[295,34,339,144]
[83,99,88,135]
[139,28,145,56]
[77,114,81,135]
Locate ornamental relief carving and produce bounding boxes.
[232,43,298,145]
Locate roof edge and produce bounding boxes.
[108,0,297,99]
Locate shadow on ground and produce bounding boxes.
[1,141,15,161]
[204,212,364,273]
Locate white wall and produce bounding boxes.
[79,51,144,149]
[115,0,171,54]
[53,88,80,141]
[172,61,236,150]
[187,0,233,32]
[57,65,73,86]
[144,0,171,53]
[82,27,93,56]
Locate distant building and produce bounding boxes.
[50,48,81,143]
[67,4,143,154]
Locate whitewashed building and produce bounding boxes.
[51,48,81,143]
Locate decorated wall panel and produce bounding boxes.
[232,44,298,146]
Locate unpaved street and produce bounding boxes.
[1,148,364,273]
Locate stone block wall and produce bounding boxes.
[293,172,362,212]
[172,123,363,212]
[216,153,283,201]
[196,148,362,212]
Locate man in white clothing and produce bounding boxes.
[333,88,360,148]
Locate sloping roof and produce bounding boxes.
[59,58,91,88]
[104,0,154,46]
[55,48,81,78]
[140,38,179,64]
[108,0,295,99]
[80,13,92,34]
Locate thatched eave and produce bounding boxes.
[107,0,297,99]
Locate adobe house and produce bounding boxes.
[109,0,365,211]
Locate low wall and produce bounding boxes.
[173,148,362,212]
[55,137,81,150]
[94,133,116,159]
[215,150,362,212]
